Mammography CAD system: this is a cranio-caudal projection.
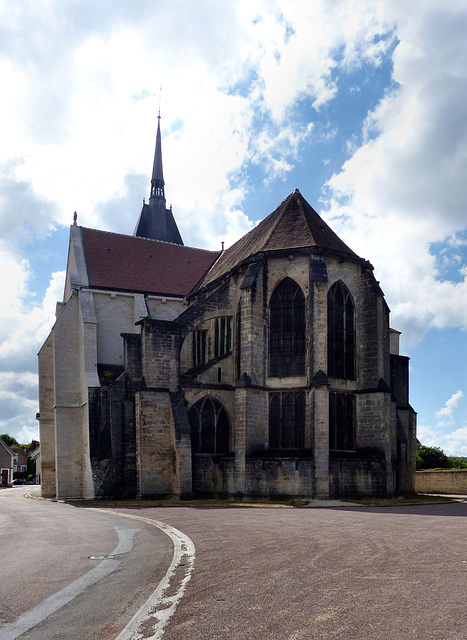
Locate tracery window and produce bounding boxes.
[188,397,231,454]
[329,392,355,451]
[269,278,306,377]
[269,392,305,449]
[214,317,232,359]
[327,281,355,379]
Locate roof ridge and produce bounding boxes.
[79,226,220,254]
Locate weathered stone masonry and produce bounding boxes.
[39,184,416,500]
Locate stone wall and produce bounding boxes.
[246,457,315,499]
[191,454,235,496]
[37,333,56,498]
[329,457,388,497]
[53,293,94,499]
[356,392,390,450]
[141,319,181,390]
[135,389,178,498]
[415,470,467,495]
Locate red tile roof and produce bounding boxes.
[81,227,220,297]
[201,190,359,286]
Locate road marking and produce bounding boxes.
[89,509,196,640]
[0,527,139,640]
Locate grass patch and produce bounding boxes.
[56,494,461,509]
[64,497,297,509]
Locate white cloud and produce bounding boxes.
[0,1,467,446]
[0,0,398,244]
[416,425,439,448]
[0,260,63,442]
[439,428,467,457]
[323,2,467,347]
[436,390,464,422]
[0,371,40,443]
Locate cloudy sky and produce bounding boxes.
[1,0,466,453]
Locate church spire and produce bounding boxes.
[133,110,184,245]
[150,110,165,202]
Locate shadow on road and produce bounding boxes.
[328,501,467,517]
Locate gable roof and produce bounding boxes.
[200,189,359,287]
[81,227,220,297]
[0,439,15,458]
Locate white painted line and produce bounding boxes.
[0,527,139,640]
[89,509,196,640]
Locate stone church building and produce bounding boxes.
[38,117,416,500]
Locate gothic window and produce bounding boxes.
[192,330,207,367]
[327,281,355,379]
[269,278,306,377]
[214,317,232,359]
[269,392,306,449]
[236,301,242,381]
[329,392,355,451]
[188,397,231,454]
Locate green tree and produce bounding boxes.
[27,456,36,478]
[416,444,451,470]
[0,434,18,447]
[447,456,467,470]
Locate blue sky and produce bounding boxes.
[0,1,466,452]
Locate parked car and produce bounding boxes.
[13,478,25,485]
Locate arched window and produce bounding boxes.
[269,278,306,377]
[188,397,231,454]
[327,281,355,379]
[236,301,242,381]
[329,392,355,451]
[268,392,306,449]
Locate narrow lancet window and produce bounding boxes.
[269,278,306,377]
[327,281,355,379]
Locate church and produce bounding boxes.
[38,116,416,501]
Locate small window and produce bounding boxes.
[192,330,207,367]
[329,392,355,451]
[214,317,232,359]
[269,392,306,449]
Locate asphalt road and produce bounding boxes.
[3,488,467,639]
[0,487,173,639]
[107,500,467,640]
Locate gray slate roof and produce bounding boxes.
[200,189,359,286]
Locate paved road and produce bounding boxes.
[0,487,173,639]
[4,489,467,639]
[103,500,467,640]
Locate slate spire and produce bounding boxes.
[134,112,184,245]
[150,111,165,202]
